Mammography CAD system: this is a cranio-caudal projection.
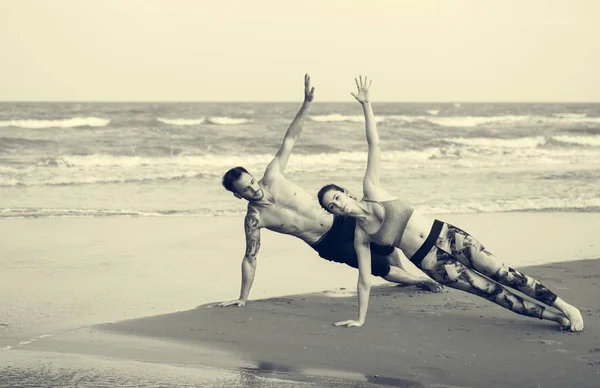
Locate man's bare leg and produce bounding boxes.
[385,250,443,292]
[383,267,444,292]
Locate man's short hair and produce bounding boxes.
[222,166,249,193]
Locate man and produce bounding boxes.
[219,74,441,307]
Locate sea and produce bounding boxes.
[1,101,600,219]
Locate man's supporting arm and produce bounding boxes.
[219,210,261,307]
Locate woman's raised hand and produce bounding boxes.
[351,75,372,104]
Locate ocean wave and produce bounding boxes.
[156,116,251,126]
[309,114,384,123]
[310,113,600,127]
[157,117,205,125]
[3,198,600,219]
[3,141,600,187]
[419,197,600,215]
[405,114,600,127]
[308,114,531,127]
[443,135,600,149]
[442,136,547,148]
[0,137,54,150]
[206,117,252,125]
[0,117,110,129]
[0,151,435,187]
[41,154,273,168]
[553,113,587,119]
[0,169,209,187]
[0,207,245,219]
[552,135,600,147]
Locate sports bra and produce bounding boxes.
[364,198,414,248]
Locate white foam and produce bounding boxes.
[309,114,385,123]
[157,117,205,126]
[0,117,110,128]
[443,136,547,148]
[419,196,600,214]
[5,334,56,351]
[206,117,252,125]
[553,135,600,147]
[311,113,600,128]
[553,113,587,119]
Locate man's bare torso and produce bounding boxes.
[249,172,333,245]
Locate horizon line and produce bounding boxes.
[1,100,600,104]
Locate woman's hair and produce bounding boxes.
[317,183,346,212]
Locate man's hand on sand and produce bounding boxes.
[218,299,246,307]
[419,280,444,293]
[304,73,315,102]
[334,319,364,328]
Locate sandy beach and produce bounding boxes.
[1,212,600,387]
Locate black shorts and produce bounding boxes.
[310,215,393,278]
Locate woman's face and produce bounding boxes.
[321,189,356,215]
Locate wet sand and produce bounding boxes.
[2,258,597,387]
[1,212,599,387]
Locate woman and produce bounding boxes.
[317,76,584,332]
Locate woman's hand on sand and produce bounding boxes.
[350,75,371,104]
[218,299,246,307]
[334,319,364,328]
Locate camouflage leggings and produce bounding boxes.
[418,221,558,319]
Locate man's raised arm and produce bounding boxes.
[218,208,261,307]
[265,73,315,175]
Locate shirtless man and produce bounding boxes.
[219,74,441,307]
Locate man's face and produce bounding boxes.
[232,173,264,201]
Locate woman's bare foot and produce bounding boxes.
[562,305,584,332]
[556,316,571,331]
[541,308,570,330]
[553,298,584,332]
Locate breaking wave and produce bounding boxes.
[0,117,110,129]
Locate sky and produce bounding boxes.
[1,0,599,102]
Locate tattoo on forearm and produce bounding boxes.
[244,211,260,258]
[246,236,261,258]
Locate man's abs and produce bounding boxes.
[258,205,333,245]
[256,173,334,244]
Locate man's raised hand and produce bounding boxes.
[304,73,315,102]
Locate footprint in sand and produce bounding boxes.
[576,349,600,367]
[524,339,563,345]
